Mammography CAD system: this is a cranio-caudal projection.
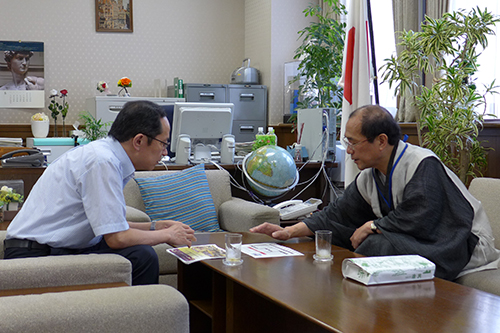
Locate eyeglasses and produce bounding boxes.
[145,135,170,150]
[342,137,369,149]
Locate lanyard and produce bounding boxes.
[373,142,408,210]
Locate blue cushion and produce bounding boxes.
[134,164,222,232]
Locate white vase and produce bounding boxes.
[4,202,18,211]
[31,120,50,138]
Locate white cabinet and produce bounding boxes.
[85,96,184,124]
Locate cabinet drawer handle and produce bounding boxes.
[108,106,123,112]
[240,94,254,100]
[199,92,215,98]
[240,125,254,131]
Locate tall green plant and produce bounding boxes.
[292,0,346,111]
[381,7,499,184]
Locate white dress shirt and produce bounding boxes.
[6,137,135,249]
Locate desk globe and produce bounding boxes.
[242,145,299,197]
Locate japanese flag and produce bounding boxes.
[338,0,373,186]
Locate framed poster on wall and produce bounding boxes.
[0,40,45,108]
[95,0,133,33]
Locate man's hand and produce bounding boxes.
[250,222,291,241]
[155,220,186,229]
[160,222,196,247]
[350,221,376,249]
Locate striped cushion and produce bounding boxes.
[134,164,221,232]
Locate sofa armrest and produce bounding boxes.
[126,205,151,222]
[0,254,132,290]
[455,268,500,296]
[218,198,280,232]
[0,285,188,333]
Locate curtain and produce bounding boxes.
[426,0,449,19]
[392,0,421,121]
[424,0,449,88]
[391,0,449,122]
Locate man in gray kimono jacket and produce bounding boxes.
[250,105,500,280]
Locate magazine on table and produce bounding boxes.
[166,244,226,265]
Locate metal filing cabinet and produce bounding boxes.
[227,84,267,142]
[168,83,227,103]
[169,83,268,142]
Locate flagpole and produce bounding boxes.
[366,0,379,105]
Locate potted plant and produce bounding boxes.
[79,111,112,141]
[0,185,24,211]
[291,0,347,116]
[381,7,499,184]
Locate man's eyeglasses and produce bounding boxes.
[145,135,170,150]
[342,137,368,149]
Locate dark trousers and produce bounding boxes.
[4,239,159,285]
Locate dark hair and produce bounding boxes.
[108,100,168,143]
[349,105,401,145]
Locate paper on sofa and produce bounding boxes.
[342,255,435,285]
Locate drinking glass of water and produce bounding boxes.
[223,233,243,266]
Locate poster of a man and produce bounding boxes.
[0,41,45,108]
[0,41,44,91]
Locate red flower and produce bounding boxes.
[102,83,106,89]
[60,89,68,96]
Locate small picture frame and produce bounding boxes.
[95,0,133,33]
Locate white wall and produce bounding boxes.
[0,0,315,127]
[0,0,245,124]
[245,0,317,125]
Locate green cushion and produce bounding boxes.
[135,164,222,232]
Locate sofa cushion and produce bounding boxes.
[135,164,222,232]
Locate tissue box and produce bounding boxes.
[342,255,435,286]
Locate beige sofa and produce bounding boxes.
[0,230,132,289]
[0,232,189,332]
[0,285,189,333]
[124,168,280,286]
[455,177,500,296]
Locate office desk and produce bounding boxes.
[178,232,500,333]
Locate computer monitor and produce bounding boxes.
[170,102,234,154]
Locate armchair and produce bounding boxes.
[0,232,189,332]
[0,230,132,290]
[124,168,280,286]
[455,177,500,295]
[0,285,189,333]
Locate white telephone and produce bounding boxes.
[274,198,322,220]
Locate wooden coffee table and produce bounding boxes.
[178,232,500,333]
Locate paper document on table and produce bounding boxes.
[167,244,226,265]
[241,243,304,258]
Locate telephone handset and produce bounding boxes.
[1,149,45,167]
[274,198,322,220]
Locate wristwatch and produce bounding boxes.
[150,221,156,231]
[370,222,378,234]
